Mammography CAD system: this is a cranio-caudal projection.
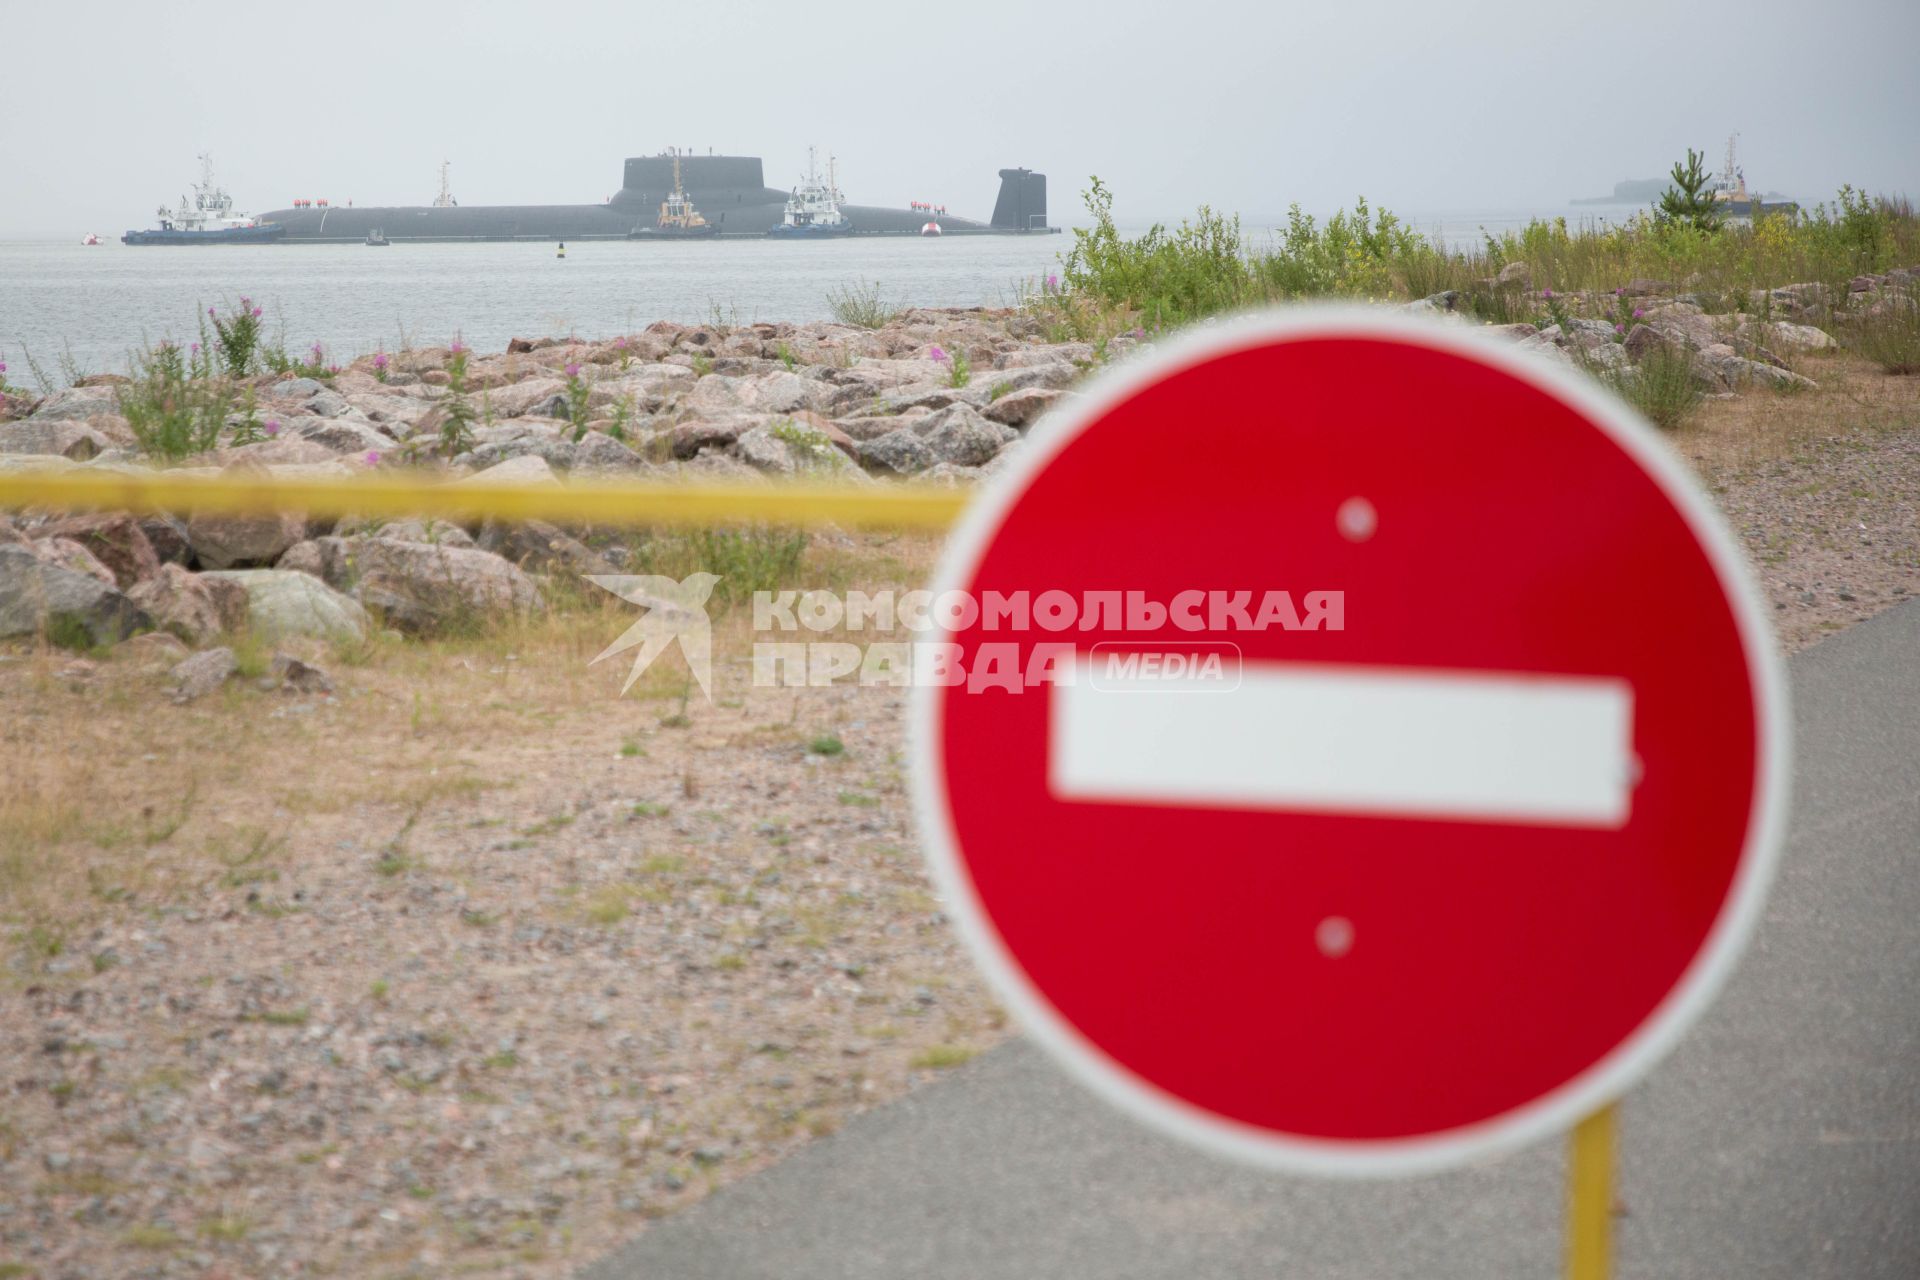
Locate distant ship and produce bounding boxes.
[1571,136,1797,217]
[122,154,286,245]
[627,148,721,240]
[251,151,1055,242]
[767,148,855,238]
[1704,135,1799,218]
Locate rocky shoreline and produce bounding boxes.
[0,289,1906,658]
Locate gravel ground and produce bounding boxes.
[2,357,1915,1280]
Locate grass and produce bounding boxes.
[807,734,845,757]
[1846,292,1920,374]
[908,1043,976,1070]
[825,278,901,329]
[1595,340,1708,431]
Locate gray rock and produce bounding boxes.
[201,569,369,642]
[22,385,118,422]
[475,519,612,575]
[528,393,571,420]
[187,507,308,569]
[916,403,1016,467]
[305,390,353,418]
[454,454,563,489]
[170,646,238,702]
[731,423,868,480]
[270,653,333,694]
[669,418,750,459]
[265,377,329,401]
[40,513,160,589]
[338,540,545,634]
[0,544,152,646]
[570,431,646,471]
[857,427,939,475]
[372,519,475,548]
[0,420,113,460]
[294,417,399,455]
[983,387,1068,430]
[128,563,250,644]
[740,371,816,415]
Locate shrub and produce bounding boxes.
[439,340,478,457]
[1601,337,1706,431]
[1846,290,1920,374]
[563,361,592,441]
[208,297,265,377]
[116,339,230,460]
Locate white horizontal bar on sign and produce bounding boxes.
[1048,655,1636,828]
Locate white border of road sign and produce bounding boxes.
[908,305,1791,1178]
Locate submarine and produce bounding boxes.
[254,153,1055,243]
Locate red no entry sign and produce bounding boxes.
[911,308,1788,1175]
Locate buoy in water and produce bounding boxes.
[920,221,942,237]
[557,241,567,259]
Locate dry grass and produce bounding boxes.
[1669,351,1919,472]
[0,531,945,952]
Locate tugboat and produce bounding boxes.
[627,149,721,239]
[365,228,390,246]
[123,154,285,245]
[766,148,854,238]
[1707,135,1798,220]
[81,233,100,246]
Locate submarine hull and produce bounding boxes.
[257,154,1054,243]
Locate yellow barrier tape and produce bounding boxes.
[0,469,969,531]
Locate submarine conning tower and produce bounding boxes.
[612,154,772,209]
[991,168,1048,230]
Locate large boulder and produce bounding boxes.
[483,377,570,419]
[857,427,939,475]
[669,418,750,459]
[0,544,151,646]
[128,563,250,644]
[738,371,817,415]
[187,506,308,569]
[983,386,1068,430]
[350,540,545,634]
[201,569,369,642]
[453,454,563,489]
[476,519,614,576]
[729,422,869,480]
[570,430,646,471]
[24,537,117,586]
[456,421,575,471]
[284,536,544,633]
[41,514,160,589]
[22,386,118,422]
[0,420,114,460]
[371,518,475,548]
[915,403,1017,467]
[294,417,399,455]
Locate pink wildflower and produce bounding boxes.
[565,362,582,378]
[264,419,280,436]
[929,345,947,363]
[364,450,381,467]
[373,352,389,369]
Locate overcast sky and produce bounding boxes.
[2,0,1915,239]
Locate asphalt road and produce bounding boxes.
[581,600,1920,1280]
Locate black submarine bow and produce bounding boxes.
[249,154,1054,243]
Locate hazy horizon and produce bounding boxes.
[1,0,1916,240]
